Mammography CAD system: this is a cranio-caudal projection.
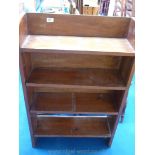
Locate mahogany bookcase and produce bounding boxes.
[19,13,135,147]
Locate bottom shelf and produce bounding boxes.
[34,117,111,138]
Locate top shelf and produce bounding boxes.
[21,35,134,56]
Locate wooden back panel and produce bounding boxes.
[27,13,130,37]
[30,53,122,69]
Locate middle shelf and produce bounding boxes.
[30,92,122,115]
[26,67,126,90]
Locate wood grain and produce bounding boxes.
[21,53,32,81]
[75,93,118,114]
[34,117,111,137]
[33,86,118,93]
[19,13,135,147]
[26,68,126,90]
[107,116,117,134]
[119,57,134,85]
[30,53,122,69]
[19,52,36,147]
[21,35,134,55]
[31,93,72,113]
[27,13,130,37]
[19,14,28,47]
[127,18,135,49]
[30,92,118,115]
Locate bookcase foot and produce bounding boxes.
[120,102,127,123]
[32,137,37,148]
[107,138,112,147]
[120,115,125,123]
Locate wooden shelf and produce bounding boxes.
[26,68,126,90]
[34,117,111,137]
[21,35,134,56]
[31,93,73,113]
[76,93,118,114]
[30,92,118,115]
[19,13,135,147]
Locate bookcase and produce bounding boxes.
[19,13,135,147]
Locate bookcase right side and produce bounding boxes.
[108,18,135,146]
[108,56,134,146]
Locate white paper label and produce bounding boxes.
[46,18,54,23]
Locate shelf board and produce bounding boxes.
[34,117,111,138]
[26,68,126,90]
[21,35,134,56]
[30,92,118,115]
[31,93,73,113]
[76,93,118,114]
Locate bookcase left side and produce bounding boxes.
[19,13,36,147]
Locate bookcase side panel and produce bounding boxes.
[19,52,36,147]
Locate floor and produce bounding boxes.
[19,75,135,155]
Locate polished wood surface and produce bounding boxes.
[127,18,135,49]
[26,68,126,90]
[27,13,130,37]
[30,53,122,69]
[19,14,27,47]
[34,117,111,137]
[21,53,32,81]
[21,35,134,55]
[31,93,73,113]
[75,93,118,114]
[19,13,135,147]
[32,86,121,93]
[30,92,118,115]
